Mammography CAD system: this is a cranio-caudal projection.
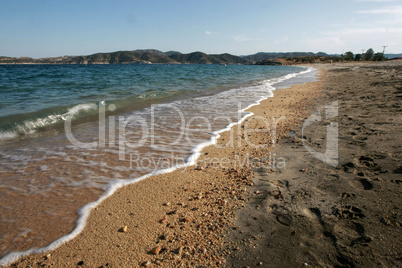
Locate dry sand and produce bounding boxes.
[6,61,402,267]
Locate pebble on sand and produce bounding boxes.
[119,226,128,233]
[150,245,162,255]
[141,260,151,266]
[195,165,204,170]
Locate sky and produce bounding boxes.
[1,0,402,58]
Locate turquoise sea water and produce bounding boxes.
[0,64,316,263]
[0,64,305,137]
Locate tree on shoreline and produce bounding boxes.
[364,48,374,61]
[354,54,362,61]
[373,52,386,61]
[345,51,354,61]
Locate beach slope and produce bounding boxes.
[6,61,402,267]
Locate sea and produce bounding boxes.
[0,64,316,264]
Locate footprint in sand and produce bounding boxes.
[334,221,372,247]
[345,175,369,191]
[394,166,402,174]
[359,178,374,190]
[340,205,365,219]
[352,135,368,141]
[342,162,356,173]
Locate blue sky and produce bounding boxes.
[1,0,402,58]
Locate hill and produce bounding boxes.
[167,51,249,64]
[2,50,399,65]
[242,52,330,62]
[0,50,249,65]
[385,53,402,59]
[68,50,176,64]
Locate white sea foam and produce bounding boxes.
[0,103,98,141]
[0,67,316,266]
[62,103,98,119]
[0,130,19,140]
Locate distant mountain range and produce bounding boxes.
[385,53,402,59]
[0,50,250,65]
[1,50,401,64]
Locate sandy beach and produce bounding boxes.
[6,61,402,267]
[226,61,402,267]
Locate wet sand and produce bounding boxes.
[6,61,402,267]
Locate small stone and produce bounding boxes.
[173,246,183,255]
[163,202,170,206]
[258,262,263,266]
[160,231,171,240]
[364,235,374,242]
[195,165,204,170]
[166,210,177,215]
[218,199,228,206]
[119,226,128,233]
[160,217,168,224]
[251,235,258,240]
[181,217,191,223]
[150,245,162,255]
[141,260,151,266]
[183,251,191,258]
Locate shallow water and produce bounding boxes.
[0,64,316,263]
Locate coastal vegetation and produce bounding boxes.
[340,48,387,62]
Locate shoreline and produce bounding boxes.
[5,61,401,267]
[0,65,308,261]
[1,67,317,266]
[0,67,320,266]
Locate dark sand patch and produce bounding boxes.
[226,61,402,268]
